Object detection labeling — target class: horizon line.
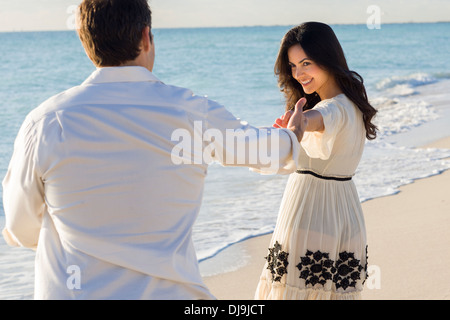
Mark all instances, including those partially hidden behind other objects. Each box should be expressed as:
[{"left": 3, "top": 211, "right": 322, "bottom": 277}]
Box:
[{"left": 1, "top": 20, "right": 449, "bottom": 33}]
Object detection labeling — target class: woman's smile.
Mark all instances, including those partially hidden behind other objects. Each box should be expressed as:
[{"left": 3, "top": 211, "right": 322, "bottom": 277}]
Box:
[{"left": 300, "top": 78, "right": 313, "bottom": 86}]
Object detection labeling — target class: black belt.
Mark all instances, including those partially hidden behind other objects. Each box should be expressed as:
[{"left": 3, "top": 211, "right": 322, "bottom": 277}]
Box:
[{"left": 296, "top": 170, "right": 352, "bottom": 181}]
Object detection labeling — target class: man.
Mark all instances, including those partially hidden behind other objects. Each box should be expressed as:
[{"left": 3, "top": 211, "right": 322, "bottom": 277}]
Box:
[{"left": 2, "top": 0, "right": 306, "bottom": 299}]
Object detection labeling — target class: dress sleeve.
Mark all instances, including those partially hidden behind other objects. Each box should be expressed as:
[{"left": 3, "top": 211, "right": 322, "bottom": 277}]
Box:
[{"left": 300, "top": 100, "right": 345, "bottom": 160}]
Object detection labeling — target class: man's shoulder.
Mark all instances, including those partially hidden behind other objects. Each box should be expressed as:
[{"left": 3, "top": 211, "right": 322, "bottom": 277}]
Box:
[
  {"left": 144, "top": 81, "right": 215, "bottom": 117},
  {"left": 24, "top": 79, "right": 222, "bottom": 128},
  {"left": 25, "top": 85, "right": 86, "bottom": 124},
  {"left": 153, "top": 81, "right": 208, "bottom": 104}
]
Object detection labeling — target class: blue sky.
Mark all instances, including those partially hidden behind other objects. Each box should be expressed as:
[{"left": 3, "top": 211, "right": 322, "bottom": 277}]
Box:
[{"left": 0, "top": 0, "right": 449, "bottom": 31}]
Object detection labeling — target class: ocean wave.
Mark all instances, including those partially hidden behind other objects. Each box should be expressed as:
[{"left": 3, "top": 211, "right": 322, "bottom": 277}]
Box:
[
  {"left": 370, "top": 73, "right": 449, "bottom": 138},
  {"left": 356, "top": 141, "right": 450, "bottom": 203},
  {"left": 374, "top": 72, "right": 445, "bottom": 98},
  {"left": 376, "top": 73, "right": 438, "bottom": 91},
  {"left": 371, "top": 98, "right": 439, "bottom": 137},
  {"left": 433, "top": 72, "right": 450, "bottom": 80}
]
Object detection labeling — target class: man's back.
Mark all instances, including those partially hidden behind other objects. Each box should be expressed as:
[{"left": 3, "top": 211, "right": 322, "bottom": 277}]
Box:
[{"left": 5, "top": 67, "right": 216, "bottom": 299}]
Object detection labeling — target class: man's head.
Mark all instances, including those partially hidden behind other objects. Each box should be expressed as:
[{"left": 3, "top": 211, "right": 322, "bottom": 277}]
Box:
[{"left": 77, "top": 0, "right": 155, "bottom": 71}]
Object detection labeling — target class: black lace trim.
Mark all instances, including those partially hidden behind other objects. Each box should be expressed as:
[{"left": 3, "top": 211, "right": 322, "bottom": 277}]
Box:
[
  {"left": 297, "top": 247, "right": 368, "bottom": 290},
  {"left": 297, "top": 250, "right": 335, "bottom": 287},
  {"left": 265, "top": 244, "right": 369, "bottom": 290},
  {"left": 265, "top": 241, "right": 289, "bottom": 282}
]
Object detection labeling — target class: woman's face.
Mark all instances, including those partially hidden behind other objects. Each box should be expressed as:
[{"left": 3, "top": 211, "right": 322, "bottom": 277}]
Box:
[{"left": 287, "top": 44, "right": 333, "bottom": 99}]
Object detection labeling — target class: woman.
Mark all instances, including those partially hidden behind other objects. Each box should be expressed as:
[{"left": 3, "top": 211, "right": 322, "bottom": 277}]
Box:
[{"left": 254, "top": 22, "right": 378, "bottom": 300}]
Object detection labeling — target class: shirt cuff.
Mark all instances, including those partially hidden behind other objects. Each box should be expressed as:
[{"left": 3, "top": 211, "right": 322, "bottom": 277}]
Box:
[
  {"left": 277, "top": 128, "right": 301, "bottom": 174},
  {"left": 2, "top": 228, "right": 20, "bottom": 247},
  {"left": 249, "top": 128, "right": 300, "bottom": 175}
]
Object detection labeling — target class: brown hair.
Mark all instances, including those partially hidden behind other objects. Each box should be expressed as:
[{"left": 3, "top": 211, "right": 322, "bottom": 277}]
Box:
[
  {"left": 275, "top": 22, "right": 378, "bottom": 140},
  {"left": 77, "top": 0, "right": 152, "bottom": 67}
]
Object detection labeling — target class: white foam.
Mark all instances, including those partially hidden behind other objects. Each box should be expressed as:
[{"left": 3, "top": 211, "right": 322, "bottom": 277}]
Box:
[
  {"left": 375, "top": 72, "right": 438, "bottom": 91},
  {"left": 372, "top": 98, "right": 440, "bottom": 138},
  {"left": 376, "top": 77, "right": 450, "bottom": 148},
  {"left": 356, "top": 140, "right": 450, "bottom": 203}
]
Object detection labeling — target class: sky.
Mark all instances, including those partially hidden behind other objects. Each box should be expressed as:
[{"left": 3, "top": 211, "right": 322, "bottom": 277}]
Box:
[{"left": 0, "top": 0, "right": 449, "bottom": 32}]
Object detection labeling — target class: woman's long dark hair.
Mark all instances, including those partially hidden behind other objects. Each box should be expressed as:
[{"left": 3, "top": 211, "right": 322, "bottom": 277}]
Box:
[{"left": 275, "top": 22, "right": 378, "bottom": 140}]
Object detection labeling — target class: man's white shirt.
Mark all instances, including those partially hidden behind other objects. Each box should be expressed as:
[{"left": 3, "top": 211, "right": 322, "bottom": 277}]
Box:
[{"left": 2, "top": 66, "right": 299, "bottom": 300}]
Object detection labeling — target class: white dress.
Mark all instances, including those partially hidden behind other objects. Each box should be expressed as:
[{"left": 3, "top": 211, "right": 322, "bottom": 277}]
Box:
[{"left": 255, "top": 94, "right": 369, "bottom": 300}]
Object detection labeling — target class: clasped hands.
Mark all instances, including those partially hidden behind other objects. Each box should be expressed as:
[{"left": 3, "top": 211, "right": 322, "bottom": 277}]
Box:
[{"left": 273, "top": 98, "right": 308, "bottom": 143}]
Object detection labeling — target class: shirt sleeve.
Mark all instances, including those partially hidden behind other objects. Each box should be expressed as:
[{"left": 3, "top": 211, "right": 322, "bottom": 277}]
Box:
[
  {"left": 203, "top": 99, "right": 300, "bottom": 175},
  {"left": 300, "top": 100, "right": 345, "bottom": 160},
  {"left": 2, "top": 118, "right": 45, "bottom": 249}
]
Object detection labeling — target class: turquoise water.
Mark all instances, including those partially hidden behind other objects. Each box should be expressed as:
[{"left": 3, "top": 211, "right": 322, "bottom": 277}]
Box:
[{"left": 1, "top": 24, "right": 450, "bottom": 294}]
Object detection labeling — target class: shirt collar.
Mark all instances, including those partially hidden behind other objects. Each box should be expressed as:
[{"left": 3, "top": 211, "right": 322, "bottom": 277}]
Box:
[{"left": 82, "top": 66, "right": 162, "bottom": 85}]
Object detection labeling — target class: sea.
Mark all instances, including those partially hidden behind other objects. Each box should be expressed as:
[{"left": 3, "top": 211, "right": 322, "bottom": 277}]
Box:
[{"left": 1, "top": 23, "right": 450, "bottom": 299}]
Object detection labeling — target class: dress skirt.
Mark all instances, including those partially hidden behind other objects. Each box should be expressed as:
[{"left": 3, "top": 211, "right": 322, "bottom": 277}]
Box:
[{"left": 254, "top": 172, "right": 368, "bottom": 300}]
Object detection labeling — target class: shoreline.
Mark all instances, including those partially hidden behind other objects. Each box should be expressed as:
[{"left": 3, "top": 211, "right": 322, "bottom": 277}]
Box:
[{"left": 202, "top": 136, "right": 450, "bottom": 300}]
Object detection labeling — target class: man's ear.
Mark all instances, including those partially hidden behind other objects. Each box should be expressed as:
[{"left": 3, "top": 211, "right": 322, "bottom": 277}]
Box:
[{"left": 141, "top": 26, "right": 151, "bottom": 52}]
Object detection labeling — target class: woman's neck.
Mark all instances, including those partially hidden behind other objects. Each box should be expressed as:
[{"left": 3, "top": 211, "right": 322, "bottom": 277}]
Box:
[{"left": 316, "top": 77, "right": 343, "bottom": 100}]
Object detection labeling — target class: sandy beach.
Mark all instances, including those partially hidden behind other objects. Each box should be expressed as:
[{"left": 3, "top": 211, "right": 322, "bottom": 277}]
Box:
[{"left": 203, "top": 136, "right": 450, "bottom": 300}]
